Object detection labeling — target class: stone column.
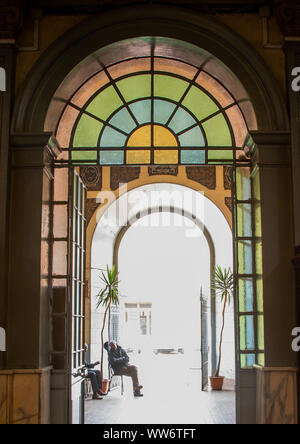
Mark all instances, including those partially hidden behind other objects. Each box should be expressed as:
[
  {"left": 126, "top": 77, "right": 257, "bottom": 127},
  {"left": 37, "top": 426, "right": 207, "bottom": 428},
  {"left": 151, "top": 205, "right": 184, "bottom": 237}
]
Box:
[
  {"left": 7, "top": 133, "right": 60, "bottom": 369},
  {"left": 276, "top": 0, "right": 300, "bottom": 423},
  {"left": 0, "top": 1, "right": 23, "bottom": 370},
  {"left": 248, "top": 131, "right": 297, "bottom": 424},
  {"left": 250, "top": 131, "right": 296, "bottom": 367}
]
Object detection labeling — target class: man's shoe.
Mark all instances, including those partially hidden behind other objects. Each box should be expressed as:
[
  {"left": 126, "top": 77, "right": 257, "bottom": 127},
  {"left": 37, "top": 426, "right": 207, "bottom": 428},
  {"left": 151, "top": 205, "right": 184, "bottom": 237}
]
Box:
[
  {"left": 92, "top": 394, "right": 103, "bottom": 400},
  {"left": 134, "top": 391, "right": 144, "bottom": 397},
  {"left": 98, "top": 391, "right": 107, "bottom": 396}
]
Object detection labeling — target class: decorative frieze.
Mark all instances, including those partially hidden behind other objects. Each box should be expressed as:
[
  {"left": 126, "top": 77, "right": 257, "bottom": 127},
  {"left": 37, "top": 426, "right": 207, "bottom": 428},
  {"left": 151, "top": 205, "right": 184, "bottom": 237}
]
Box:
[
  {"left": 110, "top": 166, "right": 140, "bottom": 191},
  {"left": 225, "top": 197, "right": 232, "bottom": 212},
  {"left": 148, "top": 166, "right": 178, "bottom": 176},
  {"left": 80, "top": 166, "right": 102, "bottom": 191},
  {"left": 86, "top": 198, "right": 101, "bottom": 225},
  {"left": 186, "top": 166, "right": 216, "bottom": 190},
  {"left": 223, "top": 166, "right": 232, "bottom": 190}
]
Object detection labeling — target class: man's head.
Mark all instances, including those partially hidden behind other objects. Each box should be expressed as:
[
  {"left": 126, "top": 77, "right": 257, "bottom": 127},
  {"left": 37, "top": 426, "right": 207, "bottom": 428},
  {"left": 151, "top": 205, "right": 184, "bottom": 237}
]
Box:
[
  {"left": 109, "top": 340, "right": 117, "bottom": 351},
  {"left": 84, "top": 344, "right": 88, "bottom": 352}
]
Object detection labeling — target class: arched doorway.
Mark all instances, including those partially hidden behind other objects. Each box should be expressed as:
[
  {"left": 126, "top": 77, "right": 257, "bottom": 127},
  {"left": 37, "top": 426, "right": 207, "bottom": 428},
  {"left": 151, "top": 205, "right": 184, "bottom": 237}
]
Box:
[
  {"left": 9, "top": 6, "right": 294, "bottom": 425},
  {"left": 88, "top": 183, "right": 235, "bottom": 424}
]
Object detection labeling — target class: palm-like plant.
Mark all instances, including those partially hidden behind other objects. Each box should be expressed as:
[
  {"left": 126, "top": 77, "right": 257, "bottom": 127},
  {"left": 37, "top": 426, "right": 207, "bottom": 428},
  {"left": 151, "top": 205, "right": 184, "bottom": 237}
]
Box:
[
  {"left": 96, "top": 265, "right": 120, "bottom": 386},
  {"left": 211, "top": 266, "right": 234, "bottom": 378}
]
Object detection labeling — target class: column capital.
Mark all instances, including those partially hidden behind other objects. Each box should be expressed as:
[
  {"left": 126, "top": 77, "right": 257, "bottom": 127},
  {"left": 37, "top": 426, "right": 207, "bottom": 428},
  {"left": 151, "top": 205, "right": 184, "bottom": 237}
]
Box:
[
  {"left": 10, "top": 132, "right": 62, "bottom": 168},
  {"left": 249, "top": 130, "right": 291, "bottom": 147},
  {"left": 247, "top": 131, "right": 291, "bottom": 167},
  {"left": 0, "top": 1, "right": 24, "bottom": 40},
  {"left": 275, "top": 0, "right": 300, "bottom": 39}
]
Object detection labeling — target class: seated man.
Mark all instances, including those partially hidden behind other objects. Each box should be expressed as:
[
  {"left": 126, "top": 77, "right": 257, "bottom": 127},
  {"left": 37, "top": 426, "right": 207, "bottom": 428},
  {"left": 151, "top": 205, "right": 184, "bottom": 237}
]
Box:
[
  {"left": 84, "top": 344, "right": 105, "bottom": 400},
  {"left": 104, "top": 341, "right": 143, "bottom": 397}
]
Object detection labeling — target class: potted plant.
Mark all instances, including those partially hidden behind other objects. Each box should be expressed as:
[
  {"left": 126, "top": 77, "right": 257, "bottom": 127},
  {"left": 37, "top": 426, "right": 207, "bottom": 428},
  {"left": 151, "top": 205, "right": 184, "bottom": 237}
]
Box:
[
  {"left": 210, "top": 266, "right": 234, "bottom": 391},
  {"left": 96, "top": 265, "right": 120, "bottom": 393}
]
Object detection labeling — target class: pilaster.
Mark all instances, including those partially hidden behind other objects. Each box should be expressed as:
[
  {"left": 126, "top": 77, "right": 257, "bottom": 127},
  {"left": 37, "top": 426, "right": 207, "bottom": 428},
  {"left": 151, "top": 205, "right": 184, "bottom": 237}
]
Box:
[
  {"left": 7, "top": 133, "right": 60, "bottom": 369},
  {"left": 0, "top": 0, "right": 24, "bottom": 370}
]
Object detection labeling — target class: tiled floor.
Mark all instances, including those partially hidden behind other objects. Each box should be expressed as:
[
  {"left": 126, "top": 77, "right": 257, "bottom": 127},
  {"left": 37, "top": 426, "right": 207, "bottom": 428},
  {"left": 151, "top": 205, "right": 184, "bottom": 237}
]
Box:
[{"left": 85, "top": 353, "right": 235, "bottom": 425}]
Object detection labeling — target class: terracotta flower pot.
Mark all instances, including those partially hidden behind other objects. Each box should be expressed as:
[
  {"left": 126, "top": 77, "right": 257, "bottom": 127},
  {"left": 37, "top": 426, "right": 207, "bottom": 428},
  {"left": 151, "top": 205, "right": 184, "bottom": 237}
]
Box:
[
  {"left": 101, "top": 379, "right": 110, "bottom": 394},
  {"left": 210, "top": 376, "right": 224, "bottom": 391}
]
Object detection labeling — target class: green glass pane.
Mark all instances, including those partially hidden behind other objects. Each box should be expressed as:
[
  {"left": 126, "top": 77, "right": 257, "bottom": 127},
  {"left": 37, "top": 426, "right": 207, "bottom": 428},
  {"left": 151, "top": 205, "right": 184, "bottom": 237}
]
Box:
[
  {"left": 257, "top": 354, "right": 265, "bottom": 366},
  {"left": 100, "top": 126, "right": 127, "bottom": 147},
  {"left": 238, "top": 278, "right": 253, "bottom": 312},
  {"left": 208, "top": 161, "right": 232, "bottom": 165},
  {"left": 208, "top": 150, "right": 233, "bottom": 160},
  {"left": 182, "top": 86, "right": 219, "bottom": 121},
  {"left": 74, "top": 174, "right": 78, "bottom": 202},
  {"left": 238, "top": 240, "right": 253, "bottom": 274},
  {"left": 240, "top": 315, "right": 255, "bottom": 350},
  {"left": 71, "top": 151, "right": 97, "bottom": 161},
  {"left": 202, "top": 114, "right": 232, "bottom": 147},
  {"left": 254, "top": 203, "right": 262, "bottom": 237},
  {"left": 181, "top": 150, "right": 205, "bottom": 164},
  {"left": 236, "top": 168, "right": 251, "bottom": 201},
  {"left": 86, "top": 86, "right": 122, "bottom": 121},
  {"left": 109, "top": 107, "right": 137, "bottom": 134},
  {"left": 73, "top": 115, "right": 103, "bottom": 148},
  {"left": 117, "top": 75, "right": 151, "bottom": 102},
  {"left": 154, "top": 99, "right": 176, "bottom": 125},
  {"left": 129, "top": 100, "right": 151, "bottom": 125},
  {"left": 237, "top": 204, "right": 252, "bottom": 237},
  {"left": 255, "top": 241, "right": 263, "bottom": 274},
  {"left": 100, "top": 151, "right": 124, "bottom": 165},
  {"left": 154, "top": 75, "right": 188, "bottom": 102},
  {"left": 169, "top": 107, "right": 197, "bottom": 133},
  {"left": 257, "top": 278, "right": 263, "bottom": 312},
  {"left": 240, "top": 354, "right": 255, "bottom": 369},
  {"left": 178, "top": 127, "right": 205, "bottom": 147},
  {"left": 252, "top": 167, "right": 261, "bottom": 200},
  {"left": 258, "top": 315, "right": 265, "bottom": 350}
]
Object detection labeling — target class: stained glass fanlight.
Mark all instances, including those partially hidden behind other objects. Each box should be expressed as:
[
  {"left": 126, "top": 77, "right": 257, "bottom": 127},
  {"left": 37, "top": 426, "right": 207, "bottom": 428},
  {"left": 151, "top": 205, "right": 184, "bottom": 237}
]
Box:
[{"left": 51, "top": 38, "right": 254, "bottom": 166}]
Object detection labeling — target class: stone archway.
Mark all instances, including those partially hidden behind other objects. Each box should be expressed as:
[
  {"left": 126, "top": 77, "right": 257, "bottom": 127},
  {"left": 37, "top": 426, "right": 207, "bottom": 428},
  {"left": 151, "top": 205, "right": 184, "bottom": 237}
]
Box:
[{"left": 7, "top": 5, "right": 296, "bottom": 425}]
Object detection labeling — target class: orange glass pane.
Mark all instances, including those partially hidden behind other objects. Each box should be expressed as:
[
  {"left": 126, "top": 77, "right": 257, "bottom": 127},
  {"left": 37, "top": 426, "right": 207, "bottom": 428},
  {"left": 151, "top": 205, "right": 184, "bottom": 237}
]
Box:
[
  {"left": 56, "top": 106, "right": 79, "bottom": 147},
  {"left": 154, "top": 58, "right": 198, "bottom": 80},
  {"left": 127, "top": 150, "right": 151, "bottom": 164},
  {"left": 154, "top": 125, "right": 178, "bottom": 147},
  {"left": 71, "top": 71, "right": 109, "bottom": 108},
  {"left": 127, "top": 125, "right": 151, "bottom": 147},
  {"left": 108, "top": 58, "right": 151, "bottom": 79},
  {"left": 196, "top": 72, "right": 234, "bottom": 108},
  {"left": 154, "top": 150, "right": 178, "bottom": 164},
  {"left": 226, "top": 105, "right": 248, "bottom": 147},
  {"left": 54, "top": 168, "right": 68, "bottom": 202}
]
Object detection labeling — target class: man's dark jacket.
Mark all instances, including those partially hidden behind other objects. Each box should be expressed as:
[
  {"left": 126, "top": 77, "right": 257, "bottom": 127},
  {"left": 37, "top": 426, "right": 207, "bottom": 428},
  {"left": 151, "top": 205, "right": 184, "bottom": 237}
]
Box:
[{"left": 104, "top": 342, "right": 129, "bottom": 373}]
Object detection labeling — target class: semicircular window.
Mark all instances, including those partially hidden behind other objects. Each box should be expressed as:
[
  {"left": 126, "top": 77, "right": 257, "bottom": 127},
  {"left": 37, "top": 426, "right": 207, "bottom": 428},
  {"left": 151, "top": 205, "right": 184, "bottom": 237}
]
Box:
[{"left": 56, "top": 56, "right": 249, "bottom": 166}]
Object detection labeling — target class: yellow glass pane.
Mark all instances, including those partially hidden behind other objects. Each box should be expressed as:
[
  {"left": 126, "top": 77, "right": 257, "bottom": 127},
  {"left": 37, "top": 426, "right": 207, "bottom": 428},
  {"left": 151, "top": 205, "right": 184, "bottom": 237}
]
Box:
[
  {"left": 127, "top": 125, "right": 151, "bottom": 147},
  {"left": 127, "top": 125, "right": 178, "bottom": 147},
  {"left": 154, "top": 126, "right": 178, "bottom": 147},
  {"left": 154, "top": 150, "right": 178, "bottom": 164},
  {"left": 127, "top": 150, "right": 151, "bottom": 164}
]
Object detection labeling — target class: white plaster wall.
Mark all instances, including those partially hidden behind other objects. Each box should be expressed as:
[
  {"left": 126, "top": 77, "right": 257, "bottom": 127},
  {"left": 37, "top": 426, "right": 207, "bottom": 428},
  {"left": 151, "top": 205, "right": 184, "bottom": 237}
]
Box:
[{"left": 91, "top": 183, "right": 235, "bottom": 381}]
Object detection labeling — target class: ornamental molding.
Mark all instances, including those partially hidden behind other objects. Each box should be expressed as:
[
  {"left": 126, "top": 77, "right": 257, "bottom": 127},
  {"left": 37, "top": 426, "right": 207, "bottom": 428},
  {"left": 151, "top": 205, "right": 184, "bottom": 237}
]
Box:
[
  {"left": 275, "top": 1, "right": 300, "bottom": 38},
  {"left": 0, "top": 1, "right": 24, "bottom": 39}
]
